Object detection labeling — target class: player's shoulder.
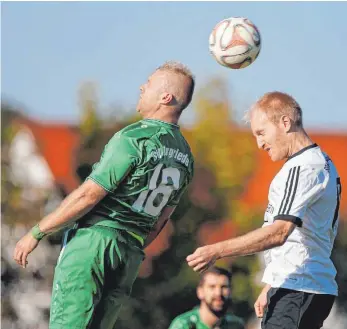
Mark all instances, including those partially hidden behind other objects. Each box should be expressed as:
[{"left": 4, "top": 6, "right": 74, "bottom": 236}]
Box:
[
  {"left": 169, "top": 308, "right": 199, "bottom": 328},
  {"left": 280, "top": 144, "right": 331, "bottom": 175},
  {"left": 275, "top": 145, "right": 334, "bottom": 188},
  {"left": 224, "top": 314, "right": 245, "bottom": 327},
  {"left": 106, "top": 121, "right": 162, "bottom": 152},
  {"left": 284, "top": 144, "right": 327, "bottom": 169},
  {"left": 117, "top": 120, "right": 162, "bottom": 140}
]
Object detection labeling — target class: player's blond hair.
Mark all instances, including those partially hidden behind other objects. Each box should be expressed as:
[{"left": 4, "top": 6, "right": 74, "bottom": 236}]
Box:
[
  {"left": 157, "top": 61, "right": 195, "bottom": 111},
  {"left": 245, "top": 91, "right": 303, "bottom": 127}
]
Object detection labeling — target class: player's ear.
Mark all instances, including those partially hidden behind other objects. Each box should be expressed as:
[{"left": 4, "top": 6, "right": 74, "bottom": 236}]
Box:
[
  {"left": 197, "top": 286, "right": 204, "bottom": 301},
  {"left": 280, "top": 115, "right": 292, "bottom": 132},
  {"left": 160, "top": 92, "right": 173, "bottom": 105}
]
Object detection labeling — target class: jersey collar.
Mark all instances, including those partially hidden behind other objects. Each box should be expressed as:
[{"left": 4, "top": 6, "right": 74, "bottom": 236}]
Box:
[
  {"left": 287, "top": 143, "right": 318, "bottom": 162},
  {"left": 143, "top": 119, "right": 180, "bottom": 129},
  {"left": 193, "top": 306, "right": 230, "bottom": 329}
]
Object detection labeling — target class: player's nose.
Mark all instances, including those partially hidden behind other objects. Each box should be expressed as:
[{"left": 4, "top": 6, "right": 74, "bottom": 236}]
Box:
[
  {"left": 214, "top": 287, "right": 223, "bottom": 296},
  {"left": 256, "top": 137, "right": 265, "bottom": 149}
]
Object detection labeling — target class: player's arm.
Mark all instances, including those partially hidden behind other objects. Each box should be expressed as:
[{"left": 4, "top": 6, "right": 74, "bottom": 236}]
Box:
[
  {"left": 13, "top": 180, "right": 107, "bottom": 268},
  {"left": 254, "top": 283, "right": 271, "bottom": 318},
  {"left": 38, "top": 180, "right": 107, "bottom": 234},
  {"left": 144, "top": 206, "right": 176, "bottom": 249},
  {"left": 187, "top": 220, "right": 296, "bottom": 272},
  {"left": 14, "top": 134, "right": 138, "bottom": 268},
  {"left": 187, "top": 165, "right": 325, "bottom": 273},
  {"left": 218, "top": 219, "right": 296, "bottom": 256}
]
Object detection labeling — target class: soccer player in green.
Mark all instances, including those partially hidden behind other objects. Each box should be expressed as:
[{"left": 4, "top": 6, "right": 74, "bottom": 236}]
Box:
[
  {"left": 14, "top": 61, "right": 195, "bottom": 329},
  {"left": 168, "top": 267, "right": 245, "bottom": 329}
]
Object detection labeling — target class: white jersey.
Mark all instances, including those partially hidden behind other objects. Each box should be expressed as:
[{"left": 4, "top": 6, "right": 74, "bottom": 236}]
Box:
[{"left": 262, "top": 144, "right": 341, "bottom": 295}]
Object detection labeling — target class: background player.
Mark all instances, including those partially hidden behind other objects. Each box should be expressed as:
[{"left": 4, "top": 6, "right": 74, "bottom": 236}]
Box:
[{"left": 169, "top": 266, "right": 245, "bottom": 329}]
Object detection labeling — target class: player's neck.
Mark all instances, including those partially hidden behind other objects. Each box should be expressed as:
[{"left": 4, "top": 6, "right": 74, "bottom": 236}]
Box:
[
  {"left": 145, "top": 110, "right": 180, "bottom": 125},
  {"left": 199, "top": 304, "right": 221, "bottom": 328},
  {"left": 287, "top": 130, "right": 314, "bottom": 158}
]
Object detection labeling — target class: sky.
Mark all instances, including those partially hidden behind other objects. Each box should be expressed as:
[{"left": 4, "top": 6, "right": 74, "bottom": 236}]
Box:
[{"left": 2, "top": 1, "right": 347, "bottom": 130}]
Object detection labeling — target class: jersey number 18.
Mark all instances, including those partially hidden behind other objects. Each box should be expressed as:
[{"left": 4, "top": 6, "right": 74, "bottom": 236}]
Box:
[{"left": 132, "top": 164, "right": 180, "bottom": 216}]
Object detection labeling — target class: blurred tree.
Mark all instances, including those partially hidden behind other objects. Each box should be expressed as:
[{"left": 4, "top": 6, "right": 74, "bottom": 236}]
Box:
[
  {"left": 1, "top": 104, "right": 50, "bottom": 329},
  {"left": 0, "top": 104, "right": 40, "bottom": 226},
  {"left": 78, "top": 81, "right": 102, "bottom": 148},
  {"left": 189, "top": 77, "right": 261, "bottom": 319},
  {"left": 76, "top": 81, "right": 110, "bottom": 177},
  {"left": 1, "top": 104, "right": 20, "bottom": 224}
]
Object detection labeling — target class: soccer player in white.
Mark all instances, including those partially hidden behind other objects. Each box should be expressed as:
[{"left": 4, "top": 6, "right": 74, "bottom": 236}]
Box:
[{"left": 186, "top": 92, "right": 342, "bottom": 329}]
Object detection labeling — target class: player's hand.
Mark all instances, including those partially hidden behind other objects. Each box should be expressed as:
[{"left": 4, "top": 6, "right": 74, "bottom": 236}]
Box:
[
  {"left": 14, "top": 232, "right": 40, "bottom": 268},
  {"left": 186, "top": 244, "right": 221, "bottom": 273},
  {"left": 254, "top": 288, "right": 269, "bottom": 318}
]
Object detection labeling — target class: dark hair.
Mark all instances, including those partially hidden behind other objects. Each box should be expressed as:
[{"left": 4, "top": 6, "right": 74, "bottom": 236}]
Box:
[{"left": 198, "top": 266, "right": 232, "bottom": 286}]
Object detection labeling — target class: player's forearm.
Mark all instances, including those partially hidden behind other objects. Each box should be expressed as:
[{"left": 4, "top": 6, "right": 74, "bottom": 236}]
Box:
[
  {"left": 144, "top": 218, "right": 169, "bottom": 248},
  {"left": 216, "top": 225, "right": 287, "bottom": 259},
  {"left": 38, "top": 186, "right": 99, "bottom": 234},
  {"left": 262, "top": 283, "right": 271, "bottom": 293},
  {"left": 143, "top": 231, "right": 159, "bottom": 249}
]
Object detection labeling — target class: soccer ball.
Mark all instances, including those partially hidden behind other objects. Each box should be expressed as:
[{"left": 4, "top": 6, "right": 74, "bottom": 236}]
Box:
[{"left": 209, "top": 17, "right": 261, "bottom": 69}]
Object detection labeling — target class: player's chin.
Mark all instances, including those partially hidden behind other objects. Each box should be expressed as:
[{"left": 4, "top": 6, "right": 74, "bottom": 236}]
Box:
[
  {"left": 272, "top": 153, "right": 287, "bottom": 162},
  {"left": 135, "top": 101, "right": 141, "bottom": 112},
  {"left": 270, "top": 152, "right": 280, "bottom": 162}
]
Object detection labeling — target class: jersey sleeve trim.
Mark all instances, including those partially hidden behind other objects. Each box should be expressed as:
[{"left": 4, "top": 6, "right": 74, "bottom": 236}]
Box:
[
  {"left": 278, "top": 166, "right": 301, "bottom": 215},
  {"left": 86, "top": 176, "right": 113, "bottom": 193},
  {"left": 274, "top": 214, "right": 302, "bottom": 227}
]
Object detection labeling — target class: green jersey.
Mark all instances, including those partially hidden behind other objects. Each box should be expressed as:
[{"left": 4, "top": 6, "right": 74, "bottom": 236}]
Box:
[
  {"left": 84, "top": 119, "right": 194, "bottom": 243},
  {"left": 168, "top": 307, "right": 245, "bottom": 329}
]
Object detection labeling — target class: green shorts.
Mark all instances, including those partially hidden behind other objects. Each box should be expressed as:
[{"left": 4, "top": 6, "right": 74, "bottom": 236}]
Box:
[{"left": 49, "top": 225, "right": 145, "bottom": 329}]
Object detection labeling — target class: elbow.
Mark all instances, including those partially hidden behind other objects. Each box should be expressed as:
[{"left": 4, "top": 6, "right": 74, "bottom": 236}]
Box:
[
  {"left": 276, "top": 235, "right": 287, "bottom": 247},
  {"left": 77, "top": 189, "right": 100, "bottom": 208},
  {"left": 79, "top": 180, "right": 108, "bottom": 206},
  {"left": 275, "top": 231, "right": 290, "bottom": 247},
  {"left": 85, "top": 192, "right": 102, "bottom": 207},
  {"left": 272, "top": 221, "right": 295, "bottom": 247}
]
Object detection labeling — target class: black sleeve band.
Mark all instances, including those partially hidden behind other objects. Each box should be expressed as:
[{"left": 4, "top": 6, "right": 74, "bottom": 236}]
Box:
[{"left": 274, "top": 214, "right": 303, "bottom": 227}]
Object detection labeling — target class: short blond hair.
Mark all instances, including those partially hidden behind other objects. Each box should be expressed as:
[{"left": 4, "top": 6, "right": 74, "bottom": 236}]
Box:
[
  {"left": 157, "top": 61, "right": 195, "bottom": 111},
  {"left": 245, "top": 91, "right": 303, "bottom": 127}
]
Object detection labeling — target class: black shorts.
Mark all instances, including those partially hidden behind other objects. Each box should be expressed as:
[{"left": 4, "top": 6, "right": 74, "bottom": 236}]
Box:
[{"left": 261, "top": 287, "right": 335, "bottom": 329}]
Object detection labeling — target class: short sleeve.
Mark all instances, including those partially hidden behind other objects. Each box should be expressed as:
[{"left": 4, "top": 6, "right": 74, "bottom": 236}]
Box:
[
  {"left": 274, "top": 165, "right": 326, "bottom": 227},
  {"left": 87, "top": 134, "right": 139, "bottom": 192}
]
